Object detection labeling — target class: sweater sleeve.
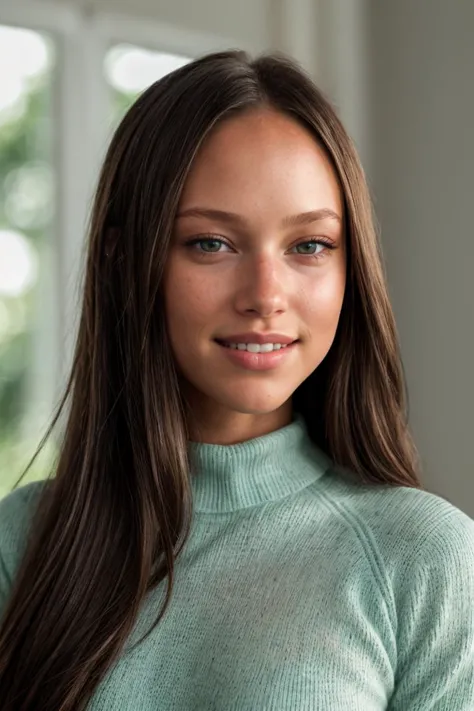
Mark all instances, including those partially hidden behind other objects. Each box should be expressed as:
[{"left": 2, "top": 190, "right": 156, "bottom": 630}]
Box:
[
  {"left": 0, "top": 482, "right": 44, "bottom": 617},
  {"left": 387, "top": 507, "right": 474, "bottom": 710}
]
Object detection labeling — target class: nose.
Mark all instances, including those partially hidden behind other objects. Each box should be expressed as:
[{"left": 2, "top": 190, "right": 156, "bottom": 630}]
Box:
[{"left": 234, "top": 254, "right": 288, "bottom": 318}]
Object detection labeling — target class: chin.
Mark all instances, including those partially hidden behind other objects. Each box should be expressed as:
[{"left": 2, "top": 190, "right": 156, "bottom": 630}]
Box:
[
  {"left": 181, "top": 377, "right": 296, "bottom": 419},
  {"left": 215, "top": 391, "right": 292, "bottom": 416}
]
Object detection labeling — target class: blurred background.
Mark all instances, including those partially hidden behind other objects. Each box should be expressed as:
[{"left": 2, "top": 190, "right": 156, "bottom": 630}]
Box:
[{"left": 0, "top": 0, "right": 472, "bottom": 515}]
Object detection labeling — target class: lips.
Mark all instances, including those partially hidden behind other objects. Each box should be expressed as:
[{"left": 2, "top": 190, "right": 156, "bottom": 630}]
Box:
[{"left": 215, "top": 337, "right": 299, "bottom": 371}]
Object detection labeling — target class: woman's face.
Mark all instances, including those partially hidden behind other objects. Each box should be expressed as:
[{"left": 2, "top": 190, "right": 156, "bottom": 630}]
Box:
[{"left": 163, "top": 108, "right": 345, "bottom": 439}]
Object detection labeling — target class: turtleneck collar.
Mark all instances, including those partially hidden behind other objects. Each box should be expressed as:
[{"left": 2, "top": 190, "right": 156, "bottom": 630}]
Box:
[{"left": 188, "top": 413, "right": 331, "bottom": 513}]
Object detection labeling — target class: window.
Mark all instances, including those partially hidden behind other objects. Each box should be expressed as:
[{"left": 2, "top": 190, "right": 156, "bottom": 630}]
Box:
[{"left": 0, "top": 10, "right": 195, "bottom": 499}]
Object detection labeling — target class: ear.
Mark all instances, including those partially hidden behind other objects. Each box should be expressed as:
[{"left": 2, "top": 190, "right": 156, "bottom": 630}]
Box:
[{"left": 104, "top": 227, "right": 120, "bottom": 258}]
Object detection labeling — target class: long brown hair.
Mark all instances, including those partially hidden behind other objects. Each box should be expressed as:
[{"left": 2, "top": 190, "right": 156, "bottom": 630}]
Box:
[{"left": 0, "top": 49, "right": 421, "bottom": 710}]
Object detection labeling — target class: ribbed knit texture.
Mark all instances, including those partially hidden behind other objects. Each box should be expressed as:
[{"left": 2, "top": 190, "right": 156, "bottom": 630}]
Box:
[{"left": 1, "top": 414, "right": 474, "bottom": 710}]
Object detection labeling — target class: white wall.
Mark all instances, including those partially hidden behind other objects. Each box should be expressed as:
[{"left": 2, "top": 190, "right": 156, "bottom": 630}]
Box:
[
  {"left": 368, "top": 1, "right": 474, "bottom": 516},
  {"left": 313, "top": 0, "right": 370, "bottom": 169}
]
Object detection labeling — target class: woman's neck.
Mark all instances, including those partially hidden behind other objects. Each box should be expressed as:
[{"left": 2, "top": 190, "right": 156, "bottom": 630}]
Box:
[{"left": 185, "top": 397, "right": 293, "bottom": 445}]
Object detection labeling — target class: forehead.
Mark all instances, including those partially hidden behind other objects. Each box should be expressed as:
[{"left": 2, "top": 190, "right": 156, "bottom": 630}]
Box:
[{"left": 178, "top": 108, "right": 342, "bottom": 218}]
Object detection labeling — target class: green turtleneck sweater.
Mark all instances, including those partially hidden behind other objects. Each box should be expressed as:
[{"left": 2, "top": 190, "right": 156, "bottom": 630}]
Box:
[{"left": 1, "top": 416, "right": 474, "bottom": 709}]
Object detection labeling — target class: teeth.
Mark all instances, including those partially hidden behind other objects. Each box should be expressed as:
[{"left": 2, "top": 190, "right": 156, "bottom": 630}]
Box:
[{"left": 225, "top": 342, "right": 289, "bottom": 352}]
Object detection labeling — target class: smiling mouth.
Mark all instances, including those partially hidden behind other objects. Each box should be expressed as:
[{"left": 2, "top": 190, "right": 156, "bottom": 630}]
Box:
[{"left": 214, "top": 339, "right": 299, "bottom": 352}]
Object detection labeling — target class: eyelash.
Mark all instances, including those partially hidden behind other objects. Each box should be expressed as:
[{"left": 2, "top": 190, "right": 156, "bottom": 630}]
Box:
[{"left": 183, "top": 236, "right": 337, "bottom": 259}]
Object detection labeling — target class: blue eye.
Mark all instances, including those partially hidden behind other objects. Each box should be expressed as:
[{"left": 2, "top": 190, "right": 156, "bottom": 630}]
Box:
[
  {"left": 186, "top": 238, "right": 230, "bottom": 253},
  {"left": 293, "top": 241, "right": 324, "bottom": 255}
]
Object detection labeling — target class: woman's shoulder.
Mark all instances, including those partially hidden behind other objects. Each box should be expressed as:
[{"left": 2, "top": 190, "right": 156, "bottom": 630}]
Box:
[
  {"left": 0, "top": 480, "right": 48, "bottom": 596},
  {"left": 0, "top": 479, "right": 46, "bottom": 524},
  {"left": 331, "top": 478, "right": 474, "bottom": 706},
  {"left": 323, "top": 469, "right": 474, "bottom": 577}
]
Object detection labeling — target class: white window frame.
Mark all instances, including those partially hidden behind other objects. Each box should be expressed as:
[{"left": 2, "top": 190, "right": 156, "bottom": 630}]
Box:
[{"left": 0, "top": 0, "right": 247, "bottom": 401}]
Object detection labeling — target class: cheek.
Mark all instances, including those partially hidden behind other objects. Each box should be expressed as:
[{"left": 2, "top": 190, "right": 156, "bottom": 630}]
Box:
[
  {"left": 302, "top": 269, "right": 346, "bottom": 336},
  {"left": 163, "top": 261, "right": 220, "bottom": 341}
]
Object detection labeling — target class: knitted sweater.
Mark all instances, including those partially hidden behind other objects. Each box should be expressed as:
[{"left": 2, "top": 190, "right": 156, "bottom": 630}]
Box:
[{"left": 1, "top": 415, "right": 474, "bottom": 710}]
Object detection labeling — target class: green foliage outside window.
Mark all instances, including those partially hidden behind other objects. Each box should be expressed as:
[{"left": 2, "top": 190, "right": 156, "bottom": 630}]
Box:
[{"left": 0, "top": 30, "right": 57, "bottom": 499}]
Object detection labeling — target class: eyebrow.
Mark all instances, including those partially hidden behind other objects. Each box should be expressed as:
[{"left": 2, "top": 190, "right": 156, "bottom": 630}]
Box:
[{"left": 175, "top": 207, "right": 342, "bottom": 227}]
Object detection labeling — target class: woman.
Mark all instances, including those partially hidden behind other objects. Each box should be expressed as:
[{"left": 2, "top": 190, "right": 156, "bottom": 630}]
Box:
[{"left": 0, "top": 50, "right": 473, "bottom": 711}]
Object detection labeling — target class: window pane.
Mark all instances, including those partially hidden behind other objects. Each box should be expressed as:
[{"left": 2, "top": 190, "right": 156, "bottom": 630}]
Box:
[
  {"left": 0, "top": 26, "right": 57, "bottom": 498},
  {"left": 104, "top": 44, "right": 191, "bottom": 125}
]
